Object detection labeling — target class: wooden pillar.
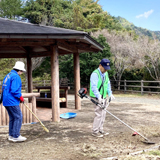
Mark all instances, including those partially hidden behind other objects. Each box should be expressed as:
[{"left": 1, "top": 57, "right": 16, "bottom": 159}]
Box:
[
  {"left": 74, "top": 52, "right": 81, "bottom": 110},
  {"left": 51, "top": 45, "right": 60, "bottom": 122},
  {"left": 32, "top": 96, "right": 36, "bottom": 122},
  {"left": 27, "top": 54, "right": 33, "bottom": 102},
  {"left": 27, "top": 55, "right": 33, "bottom": 89}
]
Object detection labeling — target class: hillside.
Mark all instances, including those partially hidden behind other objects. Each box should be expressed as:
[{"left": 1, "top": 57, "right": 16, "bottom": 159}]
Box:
[{"left": 116, "top": 16, "right": 160, "bottom": 40}]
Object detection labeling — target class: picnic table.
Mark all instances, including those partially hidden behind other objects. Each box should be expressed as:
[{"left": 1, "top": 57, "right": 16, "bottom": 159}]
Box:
[{"left": 35, "top": 86, "right": 70, "bottom": 108}]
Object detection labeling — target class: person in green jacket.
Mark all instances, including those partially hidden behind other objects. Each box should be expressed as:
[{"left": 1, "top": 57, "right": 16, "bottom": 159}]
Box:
[{"left": 90, "top": 58, "right": 115, "bottom": 138}]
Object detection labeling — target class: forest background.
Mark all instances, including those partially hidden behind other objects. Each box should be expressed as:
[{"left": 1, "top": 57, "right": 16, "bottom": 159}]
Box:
[{"left": 0, "top": 0, "right": 160, "bottom": 89}]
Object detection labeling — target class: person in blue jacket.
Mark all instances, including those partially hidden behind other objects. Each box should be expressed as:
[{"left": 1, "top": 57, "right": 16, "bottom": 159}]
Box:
[
  {"left": 90, "top": 59, "right": 115, "bottom": 138},
  {"left": 2, "top": 61, "right": 26, "bottom": 142}
]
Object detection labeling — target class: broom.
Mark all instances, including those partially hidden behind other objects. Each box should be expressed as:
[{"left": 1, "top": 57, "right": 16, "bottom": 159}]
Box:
[{"left": 23, "top": 103, "right": 49, "bottom": 132}]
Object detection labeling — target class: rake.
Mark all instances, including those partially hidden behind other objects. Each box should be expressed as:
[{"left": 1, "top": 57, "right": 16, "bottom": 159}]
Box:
[
  {"left": 78, "top": 88, "right": 155, "bottom": 144},
  {"left": 23, "top": 103, "right": 49, "bottom": 133}
]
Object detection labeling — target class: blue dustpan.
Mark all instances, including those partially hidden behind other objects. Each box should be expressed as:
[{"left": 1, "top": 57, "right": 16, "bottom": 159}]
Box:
[{"left": 60, "top": 112, "right": 77, "bottom": 119}]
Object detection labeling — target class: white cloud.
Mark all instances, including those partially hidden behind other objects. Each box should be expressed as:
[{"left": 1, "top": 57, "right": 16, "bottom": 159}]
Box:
[{"left": 136, "top": 9, "right": 154, "bottom": 18}]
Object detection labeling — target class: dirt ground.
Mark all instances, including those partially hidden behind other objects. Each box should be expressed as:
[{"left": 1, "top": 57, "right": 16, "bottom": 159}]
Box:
[{"left": 1, "top": 95, "right": 160, "bottom": 160}]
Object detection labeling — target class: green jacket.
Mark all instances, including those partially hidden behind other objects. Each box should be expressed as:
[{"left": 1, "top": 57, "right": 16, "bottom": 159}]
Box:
[{"left": 90, "top": 69, "right": 109, "bottom": 98}]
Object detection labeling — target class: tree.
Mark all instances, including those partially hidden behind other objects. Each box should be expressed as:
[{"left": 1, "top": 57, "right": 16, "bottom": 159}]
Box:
[
  {"left": 132, "top": 36, "right": 160, "bottom": 81},
  {"left": 72, "top": 0, "right": 106, "bottom": 31},
  {"left": 0, "top": 0, "right": 23, "bottom": 18},
  {"left": 92, "top": 29, "right": 138, "bottom": 89},
  {"left": 0, "top": 58, "right": 16, "bottom": 81},
  {"left": 23, "top": 0, "right": 122, "bottom": 32},
  {"left": 23, "top": 0, "right": 73, "bottom": 26}
]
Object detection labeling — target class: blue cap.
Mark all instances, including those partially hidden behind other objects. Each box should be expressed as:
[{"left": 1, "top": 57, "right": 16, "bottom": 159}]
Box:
[{"left": 100, "top": 59, "right": 110, "bottom": 70}]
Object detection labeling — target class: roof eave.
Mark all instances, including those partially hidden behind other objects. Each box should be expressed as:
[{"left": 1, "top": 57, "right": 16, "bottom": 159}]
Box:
[{"left": 0, "top": 33, "right": 104, "bottom": 51}]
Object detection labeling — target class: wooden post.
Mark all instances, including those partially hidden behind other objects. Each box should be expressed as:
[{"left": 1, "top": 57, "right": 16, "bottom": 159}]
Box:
[
  {"left": 2, "top": 105, "right": 6, "bottom": 125},
  {"left": 29, "top": 103, "right": 33, "bottom": 123},
  {"left": 21, "top": 103, "right": 25, "bottom": 123},
  {"left": 51, "top": 45, "right": 60, "bottom": 122},
  {"left": 32, "top": 96, "right": 37, "bottom": 122},
  {"left": 74, "top": 52, "right": 81, "bottom": 110},
  {"left": 27, "top": 54, "right": 33, "bottom": 103},
  {"left": 124, "top": 79, "right": 126, "bottom": 94},
  {"left": 141, "top": 80, "right": 144, "bottom": 95},
  {"left": 118, "top": 80, "right": 120, "bottom": 91},
  {"left": 5, "top": 109, "right": 9, "bottom": 125},
  {"left": 65, "top": 89, "right": 68, "bottom": 108},
  {"left": 22, "top": 103, "right": 26, "bottom": 123}
]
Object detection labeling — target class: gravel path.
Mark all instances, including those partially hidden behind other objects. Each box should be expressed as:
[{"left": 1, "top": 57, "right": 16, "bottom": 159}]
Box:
[{"left": 113, "top": 96, "right": 160, "bottom": 105}]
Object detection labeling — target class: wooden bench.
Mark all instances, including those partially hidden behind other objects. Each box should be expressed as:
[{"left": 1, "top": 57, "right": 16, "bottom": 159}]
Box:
[{"left": 35, "top": 86, "right": 70, "bottom": 108}]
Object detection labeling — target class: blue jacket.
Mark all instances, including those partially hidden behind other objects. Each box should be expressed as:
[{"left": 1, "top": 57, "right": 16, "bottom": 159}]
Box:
[{"left": 2, "top": 70, "right": 22, "bottom": 106}]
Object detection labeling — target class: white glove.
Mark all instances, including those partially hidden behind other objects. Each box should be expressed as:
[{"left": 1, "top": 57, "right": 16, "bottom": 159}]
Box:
[
  {"left": 98, "top": 97, "right": 105, "bottom": 109},
  {"left": 103, "top": 99, "right": 108, "bottom": 109},
  {"left": 109, "top": 94, "right": 115, "bottom": 101},
  {"left": 98, "top": 97, "right": 103, "bottom": 104}
]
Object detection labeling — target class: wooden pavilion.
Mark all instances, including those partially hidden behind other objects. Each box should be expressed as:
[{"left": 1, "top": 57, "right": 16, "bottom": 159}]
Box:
[{"left": 0, "top": 18, "right": 103, "bottom": 122}]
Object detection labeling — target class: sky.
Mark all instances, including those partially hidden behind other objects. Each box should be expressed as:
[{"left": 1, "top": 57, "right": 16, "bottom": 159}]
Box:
[{"left": 98, "top": 0, "right": 160, "bottom": 31}]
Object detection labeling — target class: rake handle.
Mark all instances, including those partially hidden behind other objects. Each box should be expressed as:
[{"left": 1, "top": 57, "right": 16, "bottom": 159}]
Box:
[{"left": 23, "top": 103, "right": 44, "bottom": 126}]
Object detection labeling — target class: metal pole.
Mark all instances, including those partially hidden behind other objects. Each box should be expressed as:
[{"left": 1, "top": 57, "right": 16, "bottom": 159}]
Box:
[{"left": 86, "top": 95, "right": 148, "bottom": 141}]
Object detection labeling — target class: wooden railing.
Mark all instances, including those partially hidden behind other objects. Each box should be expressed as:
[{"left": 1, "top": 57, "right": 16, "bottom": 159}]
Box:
[
  {"left": 0, "top": 79, "right": 73, "bottom": 91},
  {"left": 1, "top": 79, "right": 159, "bottom": 95},
  {"left": 0, "top": 93, "right": 40, "bottom": 126},
  {"left": 110, "top": 80, "right": 160, "bottom": 94}
]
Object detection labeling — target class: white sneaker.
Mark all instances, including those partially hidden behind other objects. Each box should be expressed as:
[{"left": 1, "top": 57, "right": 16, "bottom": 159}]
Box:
[
  {"left": 99, "top": 131, "right": 109, "bottom": 136},
  {"left": 8, "top": 136, "right": 13, "bottom": 141},
  {"left": 92, "top": 132, "right": 103, "bottom": 138},
  {"left": 10, "top": 135, "right": 27, "bottom": 142}
]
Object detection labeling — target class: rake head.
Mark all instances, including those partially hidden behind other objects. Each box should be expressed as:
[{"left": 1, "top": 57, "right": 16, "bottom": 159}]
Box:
[{"left": 132, "top": 132, "right": 139, "bottom": 136}]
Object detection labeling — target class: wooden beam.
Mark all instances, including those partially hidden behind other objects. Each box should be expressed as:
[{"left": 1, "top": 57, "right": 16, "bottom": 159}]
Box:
[
  {"left": 22, "top": 93, "right": 40, "bottom": 98},
  {"left": 51, "top": 44, "right": 60, "bottom": 122},
  {"left": 0, "top": 53, "right": 27, "bottom": 58},
  {"left": 58, "top": 48, "right": 72, "bottom": 55},
  {"left": 0, "top": 43, "right": 52, "bottom": 46},
  {"left": 57, "top": 40, "right": 77, "bottom": 53},
  {"left": 74, "top": 52, "right": 81, "bottom": 110},
  {"left": 29, "top": 51, "right": 51, "bottom": 57},
  {"left": 0, "top": 41, "right": 55, "bottom": 46},
  {"left": 76, "top": 44, "right": 99, "bottom": 52},
  {"left": 0, "top": 38, "right": 7, "bottom": 42},
  {"left": 19, "top": 46, "right": 27, "bottom": 53},
  {"left": 0, "top": 50, "right": 72, "bottom": 58}
]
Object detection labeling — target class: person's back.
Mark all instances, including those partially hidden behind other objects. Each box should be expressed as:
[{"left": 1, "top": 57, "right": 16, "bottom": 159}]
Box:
[
  {"left": 3, "top": 70, "right": 22, "bottom": 106},
  {"left": 2, "top": 61, "right": 27, "bottom": 142}
]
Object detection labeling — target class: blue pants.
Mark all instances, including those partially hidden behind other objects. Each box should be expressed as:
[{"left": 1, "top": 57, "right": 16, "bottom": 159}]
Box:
[{"left": 5, "top": 106, "right": 23, "bottom": 138}]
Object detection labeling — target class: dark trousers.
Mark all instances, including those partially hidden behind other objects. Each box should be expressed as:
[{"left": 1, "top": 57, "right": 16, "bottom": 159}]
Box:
[{"left": 5, "top": 105, "right": 23, "bottom": 138}]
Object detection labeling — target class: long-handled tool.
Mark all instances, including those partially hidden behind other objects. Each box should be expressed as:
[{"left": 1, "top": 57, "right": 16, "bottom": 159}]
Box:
[
  {"left": 23, "top": 103, "right": 49, "bottom": 132},
  {"left": 78, "top": 88, "right": 155, "bottom": 144}
]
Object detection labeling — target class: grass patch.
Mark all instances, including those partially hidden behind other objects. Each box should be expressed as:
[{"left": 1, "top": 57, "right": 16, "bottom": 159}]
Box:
[{"left": 147, "top": 150, "right": 160, "bottom": 156}]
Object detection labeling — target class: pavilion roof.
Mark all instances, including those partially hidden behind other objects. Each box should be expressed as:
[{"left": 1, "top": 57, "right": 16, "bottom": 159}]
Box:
[{"left": 0, "top": 18, "right": 103, "bottom": 58}]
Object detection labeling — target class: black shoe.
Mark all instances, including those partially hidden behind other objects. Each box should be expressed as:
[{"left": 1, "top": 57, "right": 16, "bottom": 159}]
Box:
[
  {"left": 99, "top": 131, "right": 109, "bottom": 136},
  {"left": 92, "top": 132, "right": 103, "bottom": 138}
]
